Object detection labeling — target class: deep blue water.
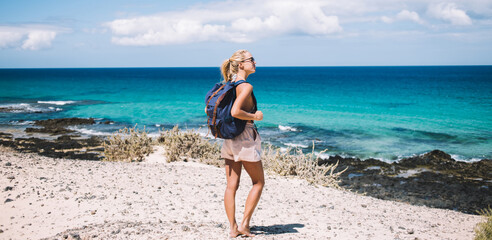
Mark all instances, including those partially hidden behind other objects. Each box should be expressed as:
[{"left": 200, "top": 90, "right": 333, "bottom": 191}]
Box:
[{"left": 1, "top": 66, "right": 491, "bottom": 162}]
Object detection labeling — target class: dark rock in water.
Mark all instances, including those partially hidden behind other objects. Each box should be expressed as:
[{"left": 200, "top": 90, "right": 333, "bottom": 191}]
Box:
[
  {"left": 34, "top": 118, "right": 95, "bottom": 127},
  {"left": 397, "top": 150, "right": 457, "bottom": 170},
  {"left": 23, "top": 118, "right": 95, "bottom": 136},
  {"left": 25, "top": 127, "right": 75, "bottom": 135},
  {"left": 318, "top": 150, "right": 492, "bottom": 214}
]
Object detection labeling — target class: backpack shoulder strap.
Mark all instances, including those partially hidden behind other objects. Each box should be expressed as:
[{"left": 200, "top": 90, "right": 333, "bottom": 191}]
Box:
[{"left": 233, "top": 80, "right": 247, "bottom": 86}]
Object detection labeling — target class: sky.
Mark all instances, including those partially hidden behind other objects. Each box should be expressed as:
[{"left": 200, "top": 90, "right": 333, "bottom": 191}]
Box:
[{"left": 1, "top": 0, "right": 491, "bottom": 68}]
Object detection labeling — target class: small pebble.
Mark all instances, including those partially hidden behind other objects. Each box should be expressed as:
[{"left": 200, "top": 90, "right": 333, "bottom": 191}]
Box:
[
  {"left": 4, "top": 198, "right": 13, "bottom": 203},
  {"left": 181, "top": 225, "right": 190, "bottom": 231},
  {"left": 5, "top": 162, "right": 11, "bottom": 166}
]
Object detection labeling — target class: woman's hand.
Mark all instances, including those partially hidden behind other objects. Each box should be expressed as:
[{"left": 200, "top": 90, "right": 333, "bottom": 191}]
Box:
[{"left": 254, "top": 111, "right": 263, "bottom": 121}]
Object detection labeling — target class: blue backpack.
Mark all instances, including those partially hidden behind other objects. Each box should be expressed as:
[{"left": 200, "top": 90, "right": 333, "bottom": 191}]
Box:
[{"left": 205, "top": 80, "right": 256, "bottom": 139}]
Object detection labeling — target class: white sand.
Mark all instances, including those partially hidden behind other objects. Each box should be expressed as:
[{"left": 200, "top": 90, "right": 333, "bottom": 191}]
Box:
[{"left": 0, "top": 147, "right": 483, "bottom": 239}]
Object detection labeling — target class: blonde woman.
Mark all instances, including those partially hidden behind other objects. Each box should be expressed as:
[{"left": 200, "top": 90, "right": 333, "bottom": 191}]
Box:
[{"left": 220, "top": 50, "right": 264, "bottom": 238}]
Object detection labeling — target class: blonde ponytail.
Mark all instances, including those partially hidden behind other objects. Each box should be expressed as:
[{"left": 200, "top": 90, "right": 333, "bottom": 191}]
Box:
[{"left": 220, "top": 49, "right": 248, "bottom": 82}]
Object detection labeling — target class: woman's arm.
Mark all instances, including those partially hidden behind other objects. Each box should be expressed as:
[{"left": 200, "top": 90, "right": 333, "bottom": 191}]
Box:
[{"left": 231, "top": 83, "right": 263, "bottom": 121}]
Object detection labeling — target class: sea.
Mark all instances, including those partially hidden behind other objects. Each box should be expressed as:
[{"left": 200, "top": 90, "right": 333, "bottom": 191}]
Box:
[{"left": 1, "top": 66, "right": 491, "bottom": 162}]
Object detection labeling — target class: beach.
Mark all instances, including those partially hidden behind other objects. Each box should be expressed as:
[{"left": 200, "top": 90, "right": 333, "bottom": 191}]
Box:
[{"left": 0, "top": 146, "right": 483, "bottom": 239}]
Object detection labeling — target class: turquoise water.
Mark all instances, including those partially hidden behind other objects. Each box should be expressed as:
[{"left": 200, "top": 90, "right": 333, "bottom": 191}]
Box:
[{"left": 1, "top": 67, "right": 491, "bottom": 161}]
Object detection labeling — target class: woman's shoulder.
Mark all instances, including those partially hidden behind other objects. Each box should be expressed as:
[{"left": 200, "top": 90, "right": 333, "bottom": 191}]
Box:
[{"left": 236, "top": 81, "right": 253, "bottom": 90}]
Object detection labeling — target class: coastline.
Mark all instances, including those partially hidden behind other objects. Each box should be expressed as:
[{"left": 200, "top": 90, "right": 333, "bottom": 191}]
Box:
[
  {"left": 0, "top": 148, "right": 482, "bottom": 239},
  {"left": 0, "top": 117, "right": 491, "bottom": 215}
]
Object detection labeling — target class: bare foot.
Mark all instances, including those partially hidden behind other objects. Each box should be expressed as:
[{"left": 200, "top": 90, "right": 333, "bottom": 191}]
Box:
[
  {"left": 229, "top": 225, "right": 240, "bottom": 238},
  {"left": 238, "top": 226, "right": 255, "bottom": 237}
]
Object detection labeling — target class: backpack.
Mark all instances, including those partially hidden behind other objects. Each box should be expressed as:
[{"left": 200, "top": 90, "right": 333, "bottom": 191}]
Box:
[{"left": 205, "top": 80, "right": 255, "bottom": 139}]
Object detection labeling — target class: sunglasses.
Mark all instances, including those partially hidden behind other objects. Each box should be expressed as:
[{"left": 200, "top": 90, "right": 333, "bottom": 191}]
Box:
[{"left": 242, "top": 57, "right": 255, "bottom": 63}]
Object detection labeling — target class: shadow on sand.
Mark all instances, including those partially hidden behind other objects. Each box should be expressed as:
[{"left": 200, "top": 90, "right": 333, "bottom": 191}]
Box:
[{"left": 251, "top": 223, "right": 304, "bottom": 235}]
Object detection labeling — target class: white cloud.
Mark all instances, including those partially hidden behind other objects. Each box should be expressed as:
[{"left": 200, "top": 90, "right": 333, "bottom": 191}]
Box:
[
  {"left": 105, "top": 0, "right": 489, "bottom": 46},
  {"left": 381, "top": 10, "right": 423, "bottom": 24},
  {"left": 0, "top": 25, "right": 62, "bottom": 50},
  {"left": 428, "top": 3, "right": 472, "bottom": 25},
  {"left": 105, "top": 0, "right": 342, "bottom": 46}
]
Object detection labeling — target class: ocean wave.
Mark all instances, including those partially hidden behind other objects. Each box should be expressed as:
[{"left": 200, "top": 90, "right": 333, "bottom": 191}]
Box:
[
  {"left": 9, "top": 120, "right": 35, "bottom": 125},
  {"left": 450, "top": 154, "right": 484, "bottom": 162},
  {"left": 278, "top": 125, "right": 298, "bottom": 132},
  {"left": 284, "top": 142, "right": 309, "bottom": 148},
  {"left": 37, "top": 100, "right": 77, "bottom": 105},
  {"left": 68, "top": 127, "right": 108, "bottom": 136},
  {"left": 0, "top": 103, "right": 49, "bottom": 113}
]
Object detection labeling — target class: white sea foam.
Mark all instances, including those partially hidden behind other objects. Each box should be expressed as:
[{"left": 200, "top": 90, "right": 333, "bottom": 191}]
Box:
[
  {"left": 47, "top": 107, "right": 63, "bottom": 111},
  {"left": 37, "top": 100, "right": 77, "bottom": 105},
  {"left": 0, "top": 103, "right": 46, "bottom": 113},
  {"left": 284, "top": 142, "right": 309, "bottom": 148},
  {"left": 450, "top": 154, "right": 483, "bottom": 162},
  {"left": 278, "top": 125, "right": 298, "bottom": 132},
  {"left": 9, "top": 120, "right": 35, "bottom": 125},
  {"left": 69, "top": 127, "right": 108, "bottom": 136}
]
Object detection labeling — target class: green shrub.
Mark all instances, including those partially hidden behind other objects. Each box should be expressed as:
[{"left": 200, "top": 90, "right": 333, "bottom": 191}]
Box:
[
  {"left": 103, "top": 125, "right": 154, "bottom": 162},
  {"left": 475, "top": 207, "right": 492, "bottom": 240},
  {"left": 158, "top": 126, "right": 221, "bottom": 166},
  {"left": 262, "top": 144, "right": 347, "bottom": 188}
]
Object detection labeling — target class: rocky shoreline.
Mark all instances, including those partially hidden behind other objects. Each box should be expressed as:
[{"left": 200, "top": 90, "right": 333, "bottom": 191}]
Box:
[
  {"left": 319, "top": 151, "right": 491, "bottom": 214},
  {"left": 1, "top": 118, "right": 490, "bottom": 215}
]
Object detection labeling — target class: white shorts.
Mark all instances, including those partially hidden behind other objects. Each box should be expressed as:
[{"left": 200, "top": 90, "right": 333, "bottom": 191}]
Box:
[{"left": 221, "top": 123, "right": 261, "bottom": 162}]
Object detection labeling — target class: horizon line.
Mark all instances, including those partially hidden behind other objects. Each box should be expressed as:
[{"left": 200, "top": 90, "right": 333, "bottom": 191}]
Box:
[{"left": 1, "top": 64, "right": 492, "bottom": 69}]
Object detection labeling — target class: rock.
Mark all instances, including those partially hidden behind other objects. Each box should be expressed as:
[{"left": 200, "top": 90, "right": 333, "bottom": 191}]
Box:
[
  {"left": 34, "top": 118, "right": 96, "bottom": 127},
  {"left": 4, "top": 186, "right": 13, "bottom": 191},
  {"left": 4, "top": 198, "right": 13, "bottom": 203},
  {"left": 7, "top": 176, "right": 15, "bottom": 180},
  {"left": 181, "top": 225, "right": 190, "bottom": 231},
  {"left": 215, "top": 223, "right": 224, "bottom": 229},
  {"left": 397, "top": 150, "right": 456, "bottom": 170},
  {"left": 5, "top": 162, "right": 11, "bottom": 166},
  {"left": 70, "top": 233, "right": 81, "bottom": 240},
  {"left": 407, "top": 228, "right": 415, "bottom": 234}
]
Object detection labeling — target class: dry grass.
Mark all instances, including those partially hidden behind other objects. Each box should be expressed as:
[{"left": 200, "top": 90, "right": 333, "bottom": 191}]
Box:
[
  {"left": 158, "top": 126, "right": 346, "bottom": 187},
  {"left": 103, "top": 125, "right": 154, "bottom": 162},
  {"left": 157, "top": 126, "right": 221, "bottom": 166},
  {"left": 475, "top": 207, "right": 492, "bottom": 240},
  {"left": 262, "top": 143, "right": 347, "bottom": 188}
]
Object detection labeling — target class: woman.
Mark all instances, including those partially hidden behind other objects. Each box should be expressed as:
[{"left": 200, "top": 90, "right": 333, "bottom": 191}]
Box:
[{"left": 220, "top": 50, "right": 264, "bottom": 238}]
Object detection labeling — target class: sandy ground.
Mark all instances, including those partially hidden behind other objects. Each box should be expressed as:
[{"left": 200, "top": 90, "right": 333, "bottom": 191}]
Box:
[{"left": 0, "top": 146, "right": 483, "bottom": 240}]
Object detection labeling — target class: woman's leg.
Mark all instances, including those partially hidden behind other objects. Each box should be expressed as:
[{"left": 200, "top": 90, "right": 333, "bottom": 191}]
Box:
[
  {"left": 224, "top": 159, "right": 242, "bottom": 237},
  {"left": 238, "top": 161, "right": 265, "bottom": 237}
]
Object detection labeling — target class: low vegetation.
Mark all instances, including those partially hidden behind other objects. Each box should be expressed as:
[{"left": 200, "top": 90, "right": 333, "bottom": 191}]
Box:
[
  {"left": 103, "top": 125, "right": 153, "bottom": 162},
  {"left": 157, "top": 126, "right": 221, "bottom": 166},
  {"left": 262, "top": 144, "right": 347, "bottom": 188},
  {"left": 475, "top": 207, "right": 492, "bottom": 240},
  {"left": 102, "top": 124, "right": 345, "bottom": 188}
]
